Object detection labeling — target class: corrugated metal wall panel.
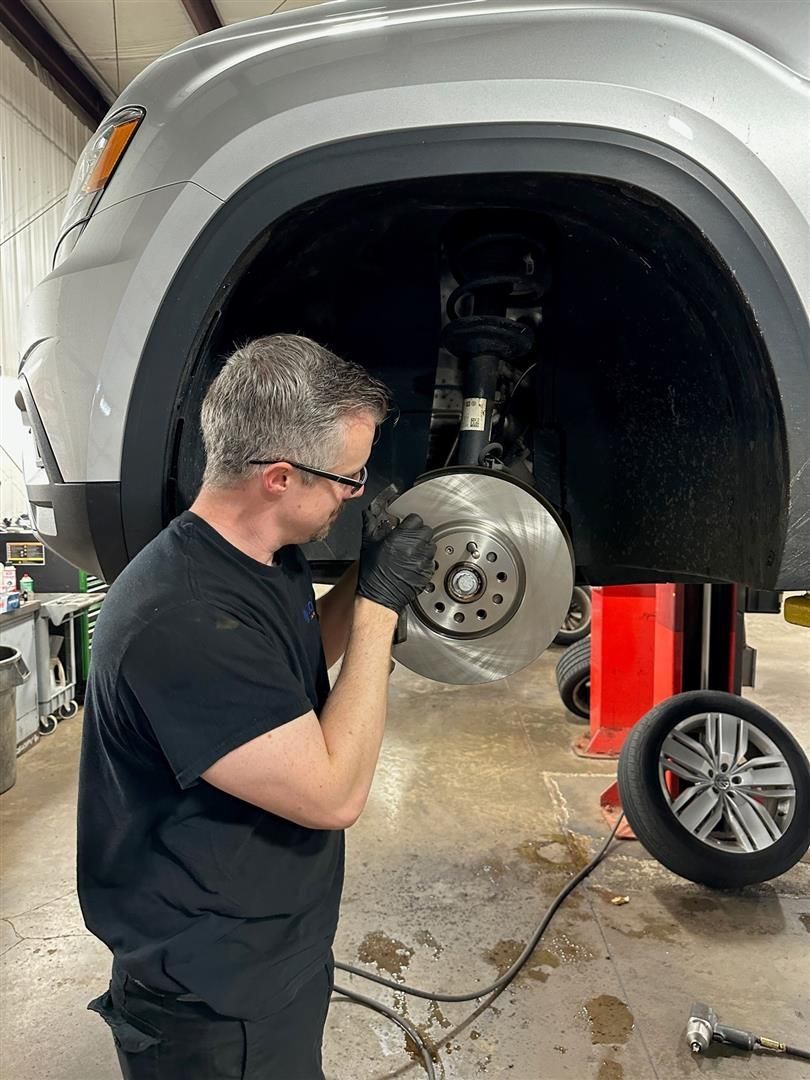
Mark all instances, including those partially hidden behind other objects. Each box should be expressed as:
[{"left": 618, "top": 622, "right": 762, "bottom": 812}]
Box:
[{"left": 0, "top": 38, "right": 91, "bottom": 517}]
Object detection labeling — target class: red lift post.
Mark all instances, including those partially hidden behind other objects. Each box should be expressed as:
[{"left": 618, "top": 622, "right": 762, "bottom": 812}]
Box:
[{"left": 576, "top": 583, "right": 741, "bottom": 832}]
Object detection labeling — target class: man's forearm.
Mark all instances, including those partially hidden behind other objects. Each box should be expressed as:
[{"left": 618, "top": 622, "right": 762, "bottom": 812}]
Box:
[
  {"left": 319, "top": 598, "right": 397, "bottom": 823},
  {"left": 317, "top": 563, "right": 359, "bottom": 668}
]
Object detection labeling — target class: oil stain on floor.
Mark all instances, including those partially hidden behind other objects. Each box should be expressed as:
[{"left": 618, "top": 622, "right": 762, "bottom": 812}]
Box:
[
  {"left": 598, "top": 1059, "right": 625, "bottom": 1080},
  {"left": 415, "top": 929, "right": 444, "bottom": 958},
  {"left": 403, "top": 1026, "right": 442, "bottom": 1069},
  {"left": 482, "top": 939, "right": 562, "bottom": 983},
  {"left": 515, "top": 832, "right": 591, "bottom": 874},
  {"left": 396, "top": 994, "right": 457, "bottom": 1074},
  {"left": 584, "top": 995, "right": 635, "bottom": 1045},
  {"left": 357, "top": 931, "right": 414, "bottom": 978}
]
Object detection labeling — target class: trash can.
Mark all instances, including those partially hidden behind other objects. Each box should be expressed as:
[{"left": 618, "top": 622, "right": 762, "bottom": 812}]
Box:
[{"left": 0, "top": 645, "right": 30, "bottom": 794}]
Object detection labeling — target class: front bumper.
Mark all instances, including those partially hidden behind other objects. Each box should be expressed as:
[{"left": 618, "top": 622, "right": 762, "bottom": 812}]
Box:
[
  {"left": 17, "top": 381, "right": 126, "bottom": 580},
  {"left": 25, "top": 480, "right": 124, "bottom": 581}
]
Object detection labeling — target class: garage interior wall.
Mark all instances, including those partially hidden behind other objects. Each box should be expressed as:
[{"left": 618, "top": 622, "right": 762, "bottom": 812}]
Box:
[{"left": 0, "top": 36, "right": 90, "bottom": 519}]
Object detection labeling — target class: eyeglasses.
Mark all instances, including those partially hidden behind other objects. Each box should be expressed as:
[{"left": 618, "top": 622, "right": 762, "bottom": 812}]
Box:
[{"left": 248, "top": 459, "right": 368, "bottom": 494}]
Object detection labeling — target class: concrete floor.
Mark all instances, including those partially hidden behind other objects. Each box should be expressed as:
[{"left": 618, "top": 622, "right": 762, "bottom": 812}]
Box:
[{"left": 1, "top": 612, "right": 808, "bottom": 1080}]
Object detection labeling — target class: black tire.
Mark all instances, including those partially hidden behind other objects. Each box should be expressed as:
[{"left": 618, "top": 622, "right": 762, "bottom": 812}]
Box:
[
  {"left": 618, "top": 691, "right": 810, "bottom": 889},
  {"left": 555, "top": 636, "right": 591, "bottom": 719},
  {"left": 554, "top": 586, "right": 592, "bottom": 646}
]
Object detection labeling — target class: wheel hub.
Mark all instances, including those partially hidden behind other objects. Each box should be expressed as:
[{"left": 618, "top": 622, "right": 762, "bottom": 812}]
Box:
[
  {"left": 446, "top": 565, "right": 483, "bottom": 601},
  {"left": 419, "top": 524, "right": 522, "bottom": 636},
  {"left": 389, "top": 467, "right": 574, "bottom": 684}
]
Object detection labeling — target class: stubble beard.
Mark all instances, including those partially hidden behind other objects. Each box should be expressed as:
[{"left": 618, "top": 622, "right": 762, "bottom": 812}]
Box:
[{"left": 310, "top": 506, "right": 343, "bottom": 543}]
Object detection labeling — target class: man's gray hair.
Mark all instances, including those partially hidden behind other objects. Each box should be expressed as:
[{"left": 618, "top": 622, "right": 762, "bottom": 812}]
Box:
[{"left": 201, "top": 334, "right": 392, "bottom": 488}]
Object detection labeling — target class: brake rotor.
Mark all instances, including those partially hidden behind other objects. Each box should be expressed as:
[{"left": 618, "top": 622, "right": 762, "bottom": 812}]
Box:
[{"left": 390, "top": 468, "right": 574, "bottom": 684}]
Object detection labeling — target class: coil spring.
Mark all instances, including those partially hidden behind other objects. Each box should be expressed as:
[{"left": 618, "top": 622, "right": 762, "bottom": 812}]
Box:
[{"left": 445, "top": 231, "right": 549, "bottom": 325}]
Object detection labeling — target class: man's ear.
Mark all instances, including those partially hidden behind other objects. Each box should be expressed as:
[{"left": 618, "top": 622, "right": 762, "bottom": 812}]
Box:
[{"left": 260, "top": 462, "right": 293, "bottom": 495}]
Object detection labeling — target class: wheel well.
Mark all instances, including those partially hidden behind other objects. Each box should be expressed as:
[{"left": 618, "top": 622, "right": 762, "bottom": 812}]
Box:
[{"left": 121, "top": 126, "right": 797, "bottom": 587}]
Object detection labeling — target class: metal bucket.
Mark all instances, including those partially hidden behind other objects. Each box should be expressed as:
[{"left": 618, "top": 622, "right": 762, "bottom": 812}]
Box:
[{"left": 0, "top": 645, "right": 31, "bottom": 794}]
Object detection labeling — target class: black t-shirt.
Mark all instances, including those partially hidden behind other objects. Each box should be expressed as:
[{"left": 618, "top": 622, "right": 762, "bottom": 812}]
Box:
[{"left": 77, "top": 511, "right": 342, "bottom": 1020}]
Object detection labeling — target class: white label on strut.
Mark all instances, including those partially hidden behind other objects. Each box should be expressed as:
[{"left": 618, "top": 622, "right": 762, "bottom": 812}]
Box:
[{"left": 461, "top": 397, "right": 488, "bottom": 432}]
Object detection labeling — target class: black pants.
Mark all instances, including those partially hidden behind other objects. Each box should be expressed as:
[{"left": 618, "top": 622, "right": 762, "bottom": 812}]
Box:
[{"left": 89, "top": 959, "right": 333, "bottom": 1079}]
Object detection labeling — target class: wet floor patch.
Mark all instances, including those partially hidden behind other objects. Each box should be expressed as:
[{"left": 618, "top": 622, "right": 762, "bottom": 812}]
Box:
[
  {"left": 357, "top": 931, "right": 414, "bottom": 978},
  {"left": 390, "top": 992, "right": 444, "bottom": 1072},
  {"left": 524, "top": 947, "right": 561, "bottom": 983},
  {"left": 425, "top": 1000, "right": 452, "bottom": 1031},
  {"left": 675, "top": 894, "right": 721, "bottom": 915},
  {"left": 583, "top": 995, "right": 634, "bottom": 1045},
  {"left": 476, "top": 856, "right": 509, "bottom": 881},
  {"left": 549, "top": 930, "right": 595, "bottom": 964},
  {"left": 393, "top": 987, "right": 454, "bottom": 1072},
  {"left": 608, "top": 915, "right": 680, "bottom": 945},
  {"left": 598, "top": 1059, "right": 624, "bottom": 1080},
  {"left": 403, "top": 1027, "right": 442, "bottom": 1068},
  {"left": 514, "top": 832, "right": 591, "bottom": 874},
  {"left": 482, "top": 939, "right": 562, "bottom": 983},
  {"left": 482, "top": 937, "right": 526, "bottom": 977},
  {"left": 415, "top": 929, "right": 444, "bottom": 958}
]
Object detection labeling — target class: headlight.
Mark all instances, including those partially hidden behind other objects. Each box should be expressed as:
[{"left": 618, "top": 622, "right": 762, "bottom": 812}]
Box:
[{"left": 54, "top": 105, "right": 145, "bottom": 266}]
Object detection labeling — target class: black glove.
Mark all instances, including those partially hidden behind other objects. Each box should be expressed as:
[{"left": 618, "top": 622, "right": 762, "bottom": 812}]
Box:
[{"left": 357, "top": 511, "right": 437, "bottom": 615}]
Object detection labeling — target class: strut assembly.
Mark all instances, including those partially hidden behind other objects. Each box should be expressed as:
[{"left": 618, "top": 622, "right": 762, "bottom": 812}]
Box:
[
  {"left": 440, "top": 212, "right": 550, "bottom": 468},
  {"left": 388, "top": 213, "right": 573, "bottom": 685}
]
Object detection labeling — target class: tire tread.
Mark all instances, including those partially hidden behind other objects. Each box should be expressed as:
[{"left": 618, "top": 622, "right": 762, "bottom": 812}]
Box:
[{"left": 555, "top": 636, "right": 591, "bottom": 718}]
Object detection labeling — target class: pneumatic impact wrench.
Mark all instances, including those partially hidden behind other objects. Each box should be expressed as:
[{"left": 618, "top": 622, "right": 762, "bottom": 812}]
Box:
[{"left": 686, "top": 1002, "right": 810, "bottom": 1063}]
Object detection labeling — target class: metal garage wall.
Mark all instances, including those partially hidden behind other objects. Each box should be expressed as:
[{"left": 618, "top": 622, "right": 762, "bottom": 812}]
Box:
[{"left": 0, "top": 38, "right": 91, "bottom": 518}]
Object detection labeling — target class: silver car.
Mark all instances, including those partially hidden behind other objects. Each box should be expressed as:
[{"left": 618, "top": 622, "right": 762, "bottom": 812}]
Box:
[{"left": 17, "top": 0, "right": 810, "bottom": 657}]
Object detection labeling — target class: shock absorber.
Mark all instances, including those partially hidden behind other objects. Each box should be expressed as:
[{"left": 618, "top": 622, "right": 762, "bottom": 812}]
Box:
[{"left": 441, "top": 214, "right": 550, "bottom": 467}]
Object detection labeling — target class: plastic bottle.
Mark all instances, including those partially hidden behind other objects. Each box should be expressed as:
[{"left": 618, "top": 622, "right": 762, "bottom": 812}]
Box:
[{"left": 19, "top": 573, "right": 34, "bottom": 598}]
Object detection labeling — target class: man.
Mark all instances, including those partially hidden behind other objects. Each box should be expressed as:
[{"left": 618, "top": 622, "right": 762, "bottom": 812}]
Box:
[{"left": 78, "top": 334, "right": 436, "bottom": 1079}]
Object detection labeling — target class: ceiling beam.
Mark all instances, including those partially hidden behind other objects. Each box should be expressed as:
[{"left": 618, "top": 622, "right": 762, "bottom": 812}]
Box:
[
  {"left": 0, "top": 0, "right": 108, "bottom": 127},
  {"left": 180, "top": 0, "right": 222, "bottom": 36}
]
